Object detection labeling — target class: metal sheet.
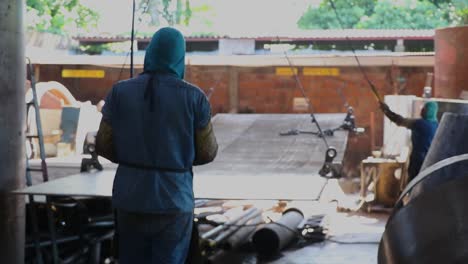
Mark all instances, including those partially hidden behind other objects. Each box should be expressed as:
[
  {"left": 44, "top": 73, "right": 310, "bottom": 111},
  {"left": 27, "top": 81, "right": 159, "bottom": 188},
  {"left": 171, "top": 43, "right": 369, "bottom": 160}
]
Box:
[{"left": 14, "top": 114, "right": 348, "bottom": 200}]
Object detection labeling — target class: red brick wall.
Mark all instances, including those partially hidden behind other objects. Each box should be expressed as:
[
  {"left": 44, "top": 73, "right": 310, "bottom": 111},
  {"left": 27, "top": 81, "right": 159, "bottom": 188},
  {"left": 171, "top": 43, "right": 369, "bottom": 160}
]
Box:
[
  {"left": 192, "top": 65, "right": 432, "bottom": 177},
  {"left": 435, "top": 26, "right": 468, "bottom": 98},
  {"left": 36, "top": 63, "right": 434, "bottom": 177}
]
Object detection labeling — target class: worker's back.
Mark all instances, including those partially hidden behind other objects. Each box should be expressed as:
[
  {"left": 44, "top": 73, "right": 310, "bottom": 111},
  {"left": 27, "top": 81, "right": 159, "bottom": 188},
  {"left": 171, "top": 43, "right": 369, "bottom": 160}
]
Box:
[
  {"left": 102, "top": 73, "right": 211, "bottom": 213},
  {"left": 411, "top": 118, "right": 438, "bottom": 159}
]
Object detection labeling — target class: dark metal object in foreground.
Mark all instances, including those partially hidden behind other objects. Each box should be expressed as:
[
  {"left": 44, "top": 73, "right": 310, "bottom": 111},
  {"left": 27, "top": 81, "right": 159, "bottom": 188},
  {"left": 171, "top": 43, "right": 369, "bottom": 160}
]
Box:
[
  {"left": 378, "top": 175, "right": 468, "bottom": 264},
  {"left": 409, "top": 113, "right": 468, "bottom": 202},
  {"left": 0, "top": 1, "right": 26, "bottom": 263},
  {"left": 252, "top": 208, "right": 304, "bottom": 257},
  {"left": 379, "top": 114, "right": 468, "bottom": 263}
]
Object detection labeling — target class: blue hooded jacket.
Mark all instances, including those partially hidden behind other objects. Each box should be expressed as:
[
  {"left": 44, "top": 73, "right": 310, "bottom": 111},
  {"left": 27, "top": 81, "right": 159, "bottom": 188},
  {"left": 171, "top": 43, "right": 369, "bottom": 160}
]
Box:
[
  {"left": 408, "top": 101, "right": 438, "bottom": 178},
  {"left": 102, "top": 27, "right": 211, "bottom": 213}
]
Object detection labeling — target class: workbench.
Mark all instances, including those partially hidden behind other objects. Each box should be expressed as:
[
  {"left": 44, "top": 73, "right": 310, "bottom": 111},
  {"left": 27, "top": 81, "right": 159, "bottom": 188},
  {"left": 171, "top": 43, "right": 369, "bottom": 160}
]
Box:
[{"left": 18, "top": 113, "right": 349, "bottom": 200}]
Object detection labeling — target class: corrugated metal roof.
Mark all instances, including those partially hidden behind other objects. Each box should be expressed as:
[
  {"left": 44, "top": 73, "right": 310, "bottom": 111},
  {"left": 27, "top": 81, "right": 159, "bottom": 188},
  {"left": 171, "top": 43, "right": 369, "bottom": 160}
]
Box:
[
  {"left": 26, "top": 51, "right": 435, "bottom": 67},
  {"left": 74, "top": 29, "right": 434, "bottom": 42}
]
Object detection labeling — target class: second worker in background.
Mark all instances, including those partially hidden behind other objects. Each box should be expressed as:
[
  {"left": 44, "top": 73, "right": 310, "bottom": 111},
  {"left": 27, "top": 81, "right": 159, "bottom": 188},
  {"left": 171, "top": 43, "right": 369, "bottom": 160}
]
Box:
[{"left": 380, "top": 101, "right": 438, "bottom": 182}]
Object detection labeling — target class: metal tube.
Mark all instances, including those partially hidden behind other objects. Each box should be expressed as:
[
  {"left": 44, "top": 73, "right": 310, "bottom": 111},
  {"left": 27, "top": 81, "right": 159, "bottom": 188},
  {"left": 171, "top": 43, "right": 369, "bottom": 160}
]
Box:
[
  {"left": 0, "top": 1, "right": 26, "bottom": 263},
  {"left": 252, "top": 208, "right": 304, "bottom": 257},
  {"left": 223, "top": 214, "right": 263, "bottom": 250},
  {"left": 211, "top": 208, "right": 261, "bottom": 245},
  {"left": 201, "top": 207, "right": 256, "bottom": 240}
]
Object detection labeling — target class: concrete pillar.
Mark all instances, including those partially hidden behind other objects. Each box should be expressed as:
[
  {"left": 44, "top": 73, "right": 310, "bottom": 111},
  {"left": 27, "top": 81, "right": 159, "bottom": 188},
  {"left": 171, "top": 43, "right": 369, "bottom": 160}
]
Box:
[
  {"left": 435, "top": 26, "right": 468, "bottom": 99},
  {"left": 228, "top": 67, "right": 239, "bottom": 113},
  {"left": 394, "top": 39, "right": 405, "bottom": 52},
  {"left": 0, "top": 0, "right": 26, "bottom": 263}
]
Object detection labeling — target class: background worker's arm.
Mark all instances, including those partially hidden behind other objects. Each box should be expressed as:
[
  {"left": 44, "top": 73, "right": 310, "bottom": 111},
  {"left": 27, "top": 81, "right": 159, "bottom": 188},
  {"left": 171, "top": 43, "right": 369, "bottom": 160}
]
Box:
[
  {"left": 96, "top": 119, "right": 116, "bottom": 162},
  {"left": 194, "top": 121, "right": 218, "bottom": 165},
  {"left": 380, "top": 102, "right": 416, "bottom": 129}
]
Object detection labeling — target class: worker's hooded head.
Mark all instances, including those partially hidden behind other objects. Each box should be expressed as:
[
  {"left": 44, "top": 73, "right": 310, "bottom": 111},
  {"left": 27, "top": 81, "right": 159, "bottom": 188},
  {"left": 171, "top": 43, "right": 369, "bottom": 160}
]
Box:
[
  {"left": 143, "top": 27, "right": 185, "bottom": 79},
  {"left": 422, "top": 101, "right": 438, "bottom": 122}
]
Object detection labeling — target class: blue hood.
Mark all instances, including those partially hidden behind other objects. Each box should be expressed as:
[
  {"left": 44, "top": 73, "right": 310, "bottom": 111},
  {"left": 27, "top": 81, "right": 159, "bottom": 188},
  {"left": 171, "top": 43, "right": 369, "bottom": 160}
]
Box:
[
  {"left": 423, "top": 101, "right": 438, "bottom": 122},
  {"left": 143, "top": 27, "right": 185, "bottom": 79}
]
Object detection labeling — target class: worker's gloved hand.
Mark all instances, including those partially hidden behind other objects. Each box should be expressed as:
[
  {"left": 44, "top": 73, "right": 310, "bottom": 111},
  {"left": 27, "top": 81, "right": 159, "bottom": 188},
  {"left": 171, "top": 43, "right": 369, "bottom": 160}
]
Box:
[{"left": 379, "top": 102, "right": 390, "bottom": 113}]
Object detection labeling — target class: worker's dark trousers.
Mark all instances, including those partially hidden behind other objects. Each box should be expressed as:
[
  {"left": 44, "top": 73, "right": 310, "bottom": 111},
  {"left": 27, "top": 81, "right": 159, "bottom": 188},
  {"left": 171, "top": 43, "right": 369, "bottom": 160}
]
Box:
[
  {"left": 117, "top": 210, "right": 193, "bottom": 264},
  {"left": 408, "top": 155, "right": 424, "bottom": 182}
]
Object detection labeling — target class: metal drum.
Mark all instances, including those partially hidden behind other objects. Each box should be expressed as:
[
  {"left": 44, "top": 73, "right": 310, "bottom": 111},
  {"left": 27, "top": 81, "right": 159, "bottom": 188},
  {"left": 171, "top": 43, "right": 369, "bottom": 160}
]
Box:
[{"left": 378, "top": 113, "right": 468, "bottom": 264}]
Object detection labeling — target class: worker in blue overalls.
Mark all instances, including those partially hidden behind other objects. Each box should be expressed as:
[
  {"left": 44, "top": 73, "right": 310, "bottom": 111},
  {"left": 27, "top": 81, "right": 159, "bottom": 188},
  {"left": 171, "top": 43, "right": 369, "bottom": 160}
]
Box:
[
  {"left": 380, "top": 101, "right": 438, "bottom": 181},
  {"left": 96, "top": 27, "right": 218, "bottom": 264}
]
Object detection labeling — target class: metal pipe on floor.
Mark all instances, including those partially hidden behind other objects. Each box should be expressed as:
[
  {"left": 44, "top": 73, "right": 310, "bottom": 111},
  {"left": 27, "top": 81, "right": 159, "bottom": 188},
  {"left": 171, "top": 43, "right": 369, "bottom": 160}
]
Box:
[
  {"left": 210, "top": 208, "right": 261, "bottom": 246},
  {"left": 222, "top": 214, "right": 263, "bottom": 250},
  {"left": 252, "top": 208, "right": 304, "bottom": 257},
  {"left": 0, "top": 1, "right": 26, "bottom": 263},
  {"left": 201, "top": 207, "right": 257, "bottom": 240}
]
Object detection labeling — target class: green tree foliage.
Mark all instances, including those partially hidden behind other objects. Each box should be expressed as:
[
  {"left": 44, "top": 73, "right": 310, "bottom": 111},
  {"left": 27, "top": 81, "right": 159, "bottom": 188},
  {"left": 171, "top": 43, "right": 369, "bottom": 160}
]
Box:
[
  {"left": 298, "top": 0, "right": 464, "bottom": 29},
  {"left": 26, "top": 0, "right": 99, "bottom": 34},
  {"left": 298, "top": 0, "right": 377, "bottom": 29},
  {"left": 358, "top": 0, "right": 454, "bottom": 29},
  {"left": 452, "top": 0, "right": 468, "bottom": 25},
  {"left": 139, "top": 0, "right": 192, "bottom": 26}
]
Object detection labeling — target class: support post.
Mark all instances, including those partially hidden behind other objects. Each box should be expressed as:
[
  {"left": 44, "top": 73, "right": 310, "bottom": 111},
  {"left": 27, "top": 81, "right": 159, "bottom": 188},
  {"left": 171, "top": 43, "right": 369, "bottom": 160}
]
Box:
[
  {"left": 0, "top": 0, "right": 26, "bottom": 263},
  {"left": 228, "top": 66, "right": 239, "bottom": 113}
]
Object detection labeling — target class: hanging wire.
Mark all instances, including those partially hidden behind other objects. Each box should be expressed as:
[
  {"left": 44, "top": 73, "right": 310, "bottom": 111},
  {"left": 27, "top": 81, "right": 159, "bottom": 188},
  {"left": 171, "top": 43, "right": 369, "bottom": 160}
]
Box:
[
  {"left": 130, "top": 0, "right": 136, "bottom": 78},
  {"left": 280, "top": 40, "right": 330, "bottom": 149},
  {"left": 117, "top": 0, "right": 152, "bottom": 80},
  {"left": 327, "top": 0, "right": 383, "bottom": 103}
]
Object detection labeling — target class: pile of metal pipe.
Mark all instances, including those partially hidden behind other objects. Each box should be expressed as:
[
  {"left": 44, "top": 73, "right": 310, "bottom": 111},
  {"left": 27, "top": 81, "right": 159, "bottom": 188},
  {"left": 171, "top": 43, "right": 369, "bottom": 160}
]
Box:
[
  {"left": 201, "top": 207, "right": 262, "bottom": 249},
  {"left": 222, "top": 214, "right": 263, "bottom": 250},
  {"left": 252, "top": 208, "right": 304, "bottom": 257}
]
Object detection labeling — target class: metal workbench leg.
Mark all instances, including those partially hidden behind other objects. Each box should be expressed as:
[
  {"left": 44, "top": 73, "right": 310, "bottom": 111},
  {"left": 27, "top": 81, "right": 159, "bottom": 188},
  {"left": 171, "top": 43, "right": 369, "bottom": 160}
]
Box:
[
  {"left": 27, "top": 195, "right": 44, "bottom": 264},
  {"left": 45, "top": 197, "right": 60, "bottom": 264}
]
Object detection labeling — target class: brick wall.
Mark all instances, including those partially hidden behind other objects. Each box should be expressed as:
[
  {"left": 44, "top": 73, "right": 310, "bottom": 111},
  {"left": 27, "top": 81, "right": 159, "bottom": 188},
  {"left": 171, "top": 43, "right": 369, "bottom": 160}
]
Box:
[
  {"left": 435, "top": 26, "right": 468, "bottom": 99},
  {"left": 36, "top": 63, "right": 434, "bottom": 177},
  {"left": 187, "top": 65, "right": 432, "bottom": 177}
]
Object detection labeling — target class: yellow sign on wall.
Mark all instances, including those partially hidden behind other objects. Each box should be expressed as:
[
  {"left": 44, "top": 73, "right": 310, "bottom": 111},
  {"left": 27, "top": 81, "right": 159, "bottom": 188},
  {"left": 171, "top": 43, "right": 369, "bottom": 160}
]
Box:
[
  {"left": 276, "top": 67, "right": 298, "bottom": 76},
  {"left": 62, "top": 69, "right": 105, "bottom": 78},
  {"left": 293, "top": 97, "right": 309, "bottom": 111},
  {"left": 303, "top": 67, "right": 340, "bottom": 76}
]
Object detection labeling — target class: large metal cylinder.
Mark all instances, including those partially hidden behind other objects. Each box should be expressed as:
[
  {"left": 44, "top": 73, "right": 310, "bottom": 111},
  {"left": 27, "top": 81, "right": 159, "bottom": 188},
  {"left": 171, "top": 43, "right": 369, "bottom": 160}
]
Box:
[
  {"left": 0, "top": 1, "right": 26, "bottom": 263},
  {"left": 434, "top": 26, "right": 468, "bottom": 99},
  {"left": 410, "top": 113, "right": 468, "bottom": 200},
  {"left": 379, "top": 114, "right": 468, "bottom": 263},
  {"left": 252, "top": 208, "right": 303, "bottom": 257}
]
